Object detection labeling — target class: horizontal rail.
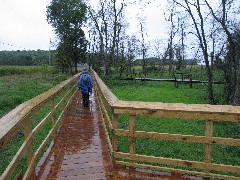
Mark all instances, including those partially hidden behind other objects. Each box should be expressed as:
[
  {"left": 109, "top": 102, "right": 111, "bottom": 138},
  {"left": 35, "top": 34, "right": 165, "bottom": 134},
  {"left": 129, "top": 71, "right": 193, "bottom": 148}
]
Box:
[
  {"left": 0, "top": 73, "right": 79, "bottom": 179},
  {"left": 0, "top": 73, "right": 80, "bottom": 149},
  {"left": 116, "top": 161, "right": 239, "bottom": 180},
  {"left": 113, "top": 100, "right": 240, "bottom": 122},
  {"left": 93, "top": 70, "right": 240, "bottom": 179},
  {"left": 115, "top": 129, "right": 240, "bottom": 146},
  {"left": 115, "top": 152, "right": 240, "bottom": 174},
  {"left": 93, "top": 71, "right": 119, "bottom": 107}
]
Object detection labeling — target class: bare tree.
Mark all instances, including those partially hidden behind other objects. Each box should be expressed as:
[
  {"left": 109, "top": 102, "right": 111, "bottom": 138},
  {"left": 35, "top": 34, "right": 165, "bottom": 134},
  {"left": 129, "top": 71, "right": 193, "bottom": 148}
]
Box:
[
  {"left": 126, "top": 35, "right": 140, "bottom": 73},
  {"left": 173, "top": 0, "right": 215, "bottom": 104},
  {"left": 164, "top": 1, "right": 184, "bottom": 75},
  {"left": 175, "top": 44, "right": 183, "bottom": 70},
  {"left": 204, "top": 0, "right": 240, "bottom": 104},
  {"left": 139, "top": 19, "right": 147, "bottom": 74},
  {"left": 153, "top": 38, "right": 168, "bottom": 76},
  {"left": 87, "top": 5, "right": 105, "bottom": 73},
  {"left": 87, "top": 0, "right": 129, "bottom": 78},
  {"left": 178, "top": 15, "right": 188, "bottom": 71},
  {"left": 168, "top": 11, "right": 176, "bottom": 75}
]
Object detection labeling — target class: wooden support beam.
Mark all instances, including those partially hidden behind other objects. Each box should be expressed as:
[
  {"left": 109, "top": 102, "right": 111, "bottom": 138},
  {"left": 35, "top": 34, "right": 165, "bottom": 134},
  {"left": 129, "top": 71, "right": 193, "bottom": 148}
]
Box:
[
  {"left": 129, "top": 116, "right": 136, "bottom": 156},
  {"left": 51, "top": 98, "right": 56, "bottom": 127},
  {"left": 115, "top": 129, "right": 240, "bottom": 146},
  {"left": 23, "top": 118, "right": 34, "bottom": 165},
  {"left": 112, "top": 113, "right": 119, "bottom": 164},
  {"left": 116, "top": 160, "right": 240, "bottom": 180},
  {"left": 113, "top": 101, "right": 240, "bottom": 122},
  {"left": 115, "top": 152, "right": 240, "bottom": 174},
  {"left": 204, "top": 120, "right": 213, "bottom": 174}
]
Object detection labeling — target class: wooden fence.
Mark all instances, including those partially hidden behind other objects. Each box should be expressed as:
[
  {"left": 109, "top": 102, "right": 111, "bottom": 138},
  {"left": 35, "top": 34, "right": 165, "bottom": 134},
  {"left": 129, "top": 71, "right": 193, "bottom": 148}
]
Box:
[
  {"left": 93, "top": 71, "right": 240, "bottom": 180},
  {"left": 0, "top": 73, "right": 79, "bottom": 179},
  {"left": 0, "top": 71, "right": 239, "bottom": 179}
]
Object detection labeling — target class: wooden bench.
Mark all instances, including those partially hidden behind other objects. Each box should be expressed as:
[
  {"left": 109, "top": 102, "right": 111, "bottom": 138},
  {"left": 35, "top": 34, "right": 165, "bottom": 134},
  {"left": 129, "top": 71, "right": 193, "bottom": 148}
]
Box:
[{"left": 174, "top": 72, "right": 192, "bottom": 88}]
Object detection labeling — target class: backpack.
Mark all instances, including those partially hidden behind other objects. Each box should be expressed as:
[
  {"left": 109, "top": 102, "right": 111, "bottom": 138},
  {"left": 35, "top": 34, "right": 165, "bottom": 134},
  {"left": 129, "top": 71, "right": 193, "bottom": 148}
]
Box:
[{"left": 82, "top": 73, "right": 90, "bottom": 87}]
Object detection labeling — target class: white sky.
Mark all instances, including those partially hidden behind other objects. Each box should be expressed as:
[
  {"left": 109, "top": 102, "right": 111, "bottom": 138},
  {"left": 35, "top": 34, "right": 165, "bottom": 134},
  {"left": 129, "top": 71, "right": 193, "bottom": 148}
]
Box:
[
  {"left": 1, "top": 0, "right": 234, "bottom": 61},
  {"left": 124, "top": 1, "right": 168, "bottom": 40},
  {"left": 0, "top": 0, "right": 167, "bottom": 52},
  {"left": 0, "top": 0, "right": 55, "bottom": 51}
]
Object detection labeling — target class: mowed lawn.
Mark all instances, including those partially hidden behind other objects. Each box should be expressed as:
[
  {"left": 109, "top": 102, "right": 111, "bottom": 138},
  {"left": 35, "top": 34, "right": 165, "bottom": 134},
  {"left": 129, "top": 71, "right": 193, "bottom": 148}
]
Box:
[
  {"left": 105, "top": 78, "right": 225, "bottom": 104},
  {"left": 104, "top": 78, "right": 240, "bottom": 174}
]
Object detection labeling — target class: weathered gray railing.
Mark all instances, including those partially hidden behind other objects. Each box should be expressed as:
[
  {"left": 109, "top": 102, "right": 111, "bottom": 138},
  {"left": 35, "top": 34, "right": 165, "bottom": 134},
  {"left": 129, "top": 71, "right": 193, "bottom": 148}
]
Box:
[
  {"left": 93, "top": 71, "right": 240, "bottom": 180},
  {"left": 0, "top": 73, "right": 79, "bottom": 179}
]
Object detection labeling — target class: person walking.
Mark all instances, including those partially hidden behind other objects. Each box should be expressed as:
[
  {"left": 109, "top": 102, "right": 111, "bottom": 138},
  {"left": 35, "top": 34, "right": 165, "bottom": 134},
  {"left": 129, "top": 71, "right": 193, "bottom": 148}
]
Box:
[{"left": 78, "top": 64, "right": 93, "bottom": 107}]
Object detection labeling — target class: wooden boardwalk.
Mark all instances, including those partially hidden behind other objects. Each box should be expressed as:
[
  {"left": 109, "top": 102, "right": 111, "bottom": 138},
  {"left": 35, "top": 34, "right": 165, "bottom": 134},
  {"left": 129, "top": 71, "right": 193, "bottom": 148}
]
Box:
[
  {"left": 119, "top": 77, "right": 223, "bottom": 84},
  {"left": 30, "top": 90, "right": 198, "bottom": 180}
]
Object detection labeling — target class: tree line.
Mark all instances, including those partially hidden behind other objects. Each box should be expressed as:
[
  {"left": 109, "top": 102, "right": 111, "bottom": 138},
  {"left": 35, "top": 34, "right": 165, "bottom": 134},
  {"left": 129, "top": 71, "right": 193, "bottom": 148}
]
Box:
[
  {"left": 0, "top": 50, "right": 55, "bottom": 66},
  {"left": 45, "top": 0, "right": 240, "bottom": 105}
]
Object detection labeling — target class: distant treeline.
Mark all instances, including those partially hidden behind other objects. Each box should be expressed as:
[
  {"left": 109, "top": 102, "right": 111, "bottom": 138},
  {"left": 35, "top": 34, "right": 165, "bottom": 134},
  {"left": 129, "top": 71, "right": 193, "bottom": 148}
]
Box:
[
  {"left": 0, "top": 50, "right": 56, "bottom": 66},
  {"left": 133, "top": 57, "right": 198, "bottom": 66},
  {"left": 0, "top": 50, "right": 199, "bottom": 67}
]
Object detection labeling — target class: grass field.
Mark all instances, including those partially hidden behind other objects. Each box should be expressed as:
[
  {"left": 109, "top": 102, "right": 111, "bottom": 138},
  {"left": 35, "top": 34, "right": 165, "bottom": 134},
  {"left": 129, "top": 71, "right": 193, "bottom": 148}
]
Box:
[
  {"left": 0, "top": 66, "right": 70, "bottom": 118},
  {"left": 0, "top": 65, "right": 239, "bottom": 178},
  {"left": 103, "top": 67, "right": 240, "bottom": 176},
  {"left": 0, "top": 66, "right": 71, "bottom": 178}
]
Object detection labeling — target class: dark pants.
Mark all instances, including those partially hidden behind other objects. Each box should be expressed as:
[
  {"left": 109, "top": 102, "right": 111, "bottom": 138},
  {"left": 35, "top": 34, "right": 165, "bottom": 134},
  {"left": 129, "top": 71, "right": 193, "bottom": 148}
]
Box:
[{"left": 82, "top": 92, "right": 89, "bottom": 107}]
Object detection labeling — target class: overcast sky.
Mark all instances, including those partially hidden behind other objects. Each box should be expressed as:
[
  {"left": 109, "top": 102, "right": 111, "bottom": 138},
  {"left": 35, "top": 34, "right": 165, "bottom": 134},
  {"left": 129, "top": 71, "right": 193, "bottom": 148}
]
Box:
[
  {"left": 0, "top": 0, "right": 168, "bottom": 51},
  {"left": 0, "top": 0, "right": 55, "bottom": 51}
]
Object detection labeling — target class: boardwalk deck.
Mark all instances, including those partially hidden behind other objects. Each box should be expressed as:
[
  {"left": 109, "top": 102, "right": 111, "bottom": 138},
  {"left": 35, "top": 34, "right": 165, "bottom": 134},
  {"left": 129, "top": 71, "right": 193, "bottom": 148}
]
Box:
[
  {"left": 30, "top": 90, "right": 199, "bottom": 180},
  {"left": 119, "top": 77, "right": 223, "bottom": 84}
]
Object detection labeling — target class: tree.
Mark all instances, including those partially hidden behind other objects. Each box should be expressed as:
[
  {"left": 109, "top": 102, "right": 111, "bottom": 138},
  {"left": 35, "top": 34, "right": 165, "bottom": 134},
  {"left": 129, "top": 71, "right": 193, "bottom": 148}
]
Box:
[
  {"left": 204, "top": 0, "right": 240, "bottom": 105},
  {"left": 175, "top": 44, "right": 183, "bottom": 70},
  {"left": 173, "top": 0, "right": 215, "bottom": 104},
  {"left": 139, "top": 21, "right": 146, "bottom": 74},
  {"left": 108, "top": 0, "right": 125, "bottom": 76},
  {"left": 47, "top": 0, "right": 87, "bottom": 74},
  {"left": 0, "top": 50, "right": 55, "bottom": 66},
  {"left": 153, "top": 39, "right": 167, "bottom": 76},
  {"left": 166, "top": 8, "right": 176, "bottom": 75},
  {"left": 126, "top": 35, "right": 140, "bottom": 73},
  {"left": 87, "top": 0, "right": 127, "bottom": 78}
]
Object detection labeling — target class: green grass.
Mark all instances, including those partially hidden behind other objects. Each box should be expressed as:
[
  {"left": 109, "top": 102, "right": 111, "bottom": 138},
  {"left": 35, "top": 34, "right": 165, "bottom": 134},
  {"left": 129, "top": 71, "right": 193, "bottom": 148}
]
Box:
[
  {"left": 0, "top": 66, "right": 71, "bottom": 178},
  {"left": 1, "top": 65, "right": 239, "bottom": 178},
  {"left": 0, "top": 73, "right": 70, "bottom": 118},
  {"left": 106, "top": 80, "right": 209, "bottom": 104},
  {"left": 0, "top": 65, "right": 58, "bottom": 77},
  {"left": 103, "top": 68, "right": 239, "bottom": 176},
  {"left": 0, "top": 92, "right": 70, "bottom": 179}
]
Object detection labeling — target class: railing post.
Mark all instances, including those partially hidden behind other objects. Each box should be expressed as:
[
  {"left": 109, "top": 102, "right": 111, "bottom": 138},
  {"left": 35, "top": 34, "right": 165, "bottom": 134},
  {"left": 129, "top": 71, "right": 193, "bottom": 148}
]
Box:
[
  {"left": 62, "top": 91, "right": 65, "bottom": 110},
  {"left": 112, "top": 113, "right": 118, "bottom": 163},
  {"left": 23, "top": 118, "right": 34, "bottom": 165},
  {"left": 51, "top": 98, "right": 56, "bottom": 127},
  {"left": 129, "top": 115, "right": 136, "bottom": 157},
  {"left": 204, "top": 120, "right": 213, "bottom": 173}
]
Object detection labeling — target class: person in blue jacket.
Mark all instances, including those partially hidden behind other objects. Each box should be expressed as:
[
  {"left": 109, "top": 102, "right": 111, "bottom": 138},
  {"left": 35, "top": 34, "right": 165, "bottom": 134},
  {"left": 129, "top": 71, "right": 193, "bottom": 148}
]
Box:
[{"left": 78, "top": 64, "right": 93, "bottom": 107}]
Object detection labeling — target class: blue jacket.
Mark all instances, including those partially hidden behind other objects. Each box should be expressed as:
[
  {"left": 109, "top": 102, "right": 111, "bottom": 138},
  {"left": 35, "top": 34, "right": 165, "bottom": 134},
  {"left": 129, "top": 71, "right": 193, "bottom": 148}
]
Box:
[{"left": 78, "top": 71, "right": 93, "bottom": 94}]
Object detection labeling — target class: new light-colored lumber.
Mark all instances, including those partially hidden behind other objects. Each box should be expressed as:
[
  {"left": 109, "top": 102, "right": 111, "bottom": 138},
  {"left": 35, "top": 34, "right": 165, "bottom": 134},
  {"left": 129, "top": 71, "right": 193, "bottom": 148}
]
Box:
[
  {"left": 129, "top": 116, "right": 136, "bottom": 155},
  {"left": 93, "top": 71, "right": 119, "bottom": 107},
  {"left": 116, "top": 160, "right": 240, "bottom": 180},
  {"left": 113, "top": 101, "right": 240, "bottom": 122},
  {"left": 115, "top": 152, "right": 240, "bottom": 174},
  {"left": 0, "top": 73, "right": 80, "bottom": 150},
  {"left": 115, "top": 129, "right": 240, "bottom": 146}
]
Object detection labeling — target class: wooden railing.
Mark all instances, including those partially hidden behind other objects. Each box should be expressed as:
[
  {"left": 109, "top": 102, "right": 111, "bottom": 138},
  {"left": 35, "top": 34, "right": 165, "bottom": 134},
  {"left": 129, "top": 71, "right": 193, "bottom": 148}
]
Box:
[
  {"left": 0, "top": 73, "right": 79, "bottom": 179},
  {"left": 1, "top": 71, "right": 239, "bottom": 179},
  {"left": 93, "top": 71, "right": 240, "bottom": 180}
]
